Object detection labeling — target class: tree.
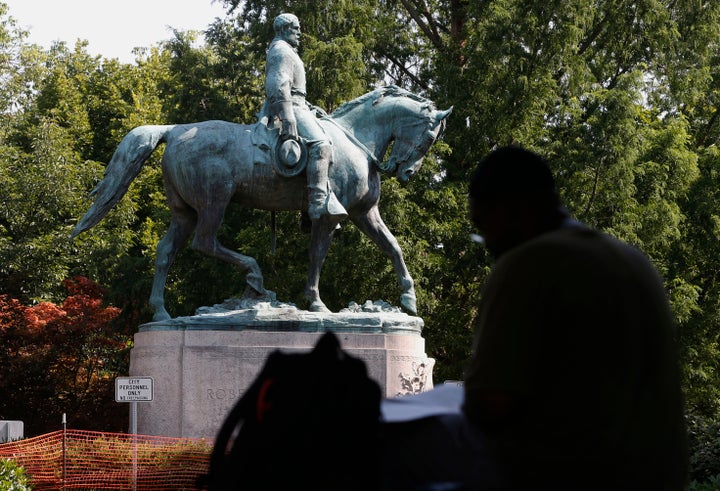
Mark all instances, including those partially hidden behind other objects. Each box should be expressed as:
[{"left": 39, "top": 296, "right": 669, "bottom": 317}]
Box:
[
  {"left": 2, "top": 0, "right": 720, "bottom": 420},
  {"left": 0, "top": 1, "right": 31, "bottom": 117},
  {"left": 0, "top": 277, "right": 128, "bottom": 435},
  {"left": 190, "top": 2, "right": 720, "bottom": 407},
  {"left": 0, "top": 120, "right": 108, "bottom": 301}
]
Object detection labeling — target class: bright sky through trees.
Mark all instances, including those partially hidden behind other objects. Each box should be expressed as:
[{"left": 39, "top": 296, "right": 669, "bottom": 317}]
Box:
[{"left": 4, "top": 0, "right": 226, "bottom": 63}]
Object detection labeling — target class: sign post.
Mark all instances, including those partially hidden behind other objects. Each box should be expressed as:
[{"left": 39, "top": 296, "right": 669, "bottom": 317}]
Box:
[
  {"left": 115, "top": 376, "right": 153, "bottom": 434},
  {"left": 116, "top": 376, "right": 153, "bottom": 491},
  {"left": 115, "top": 377, "right": 154, "bottom": 403}
]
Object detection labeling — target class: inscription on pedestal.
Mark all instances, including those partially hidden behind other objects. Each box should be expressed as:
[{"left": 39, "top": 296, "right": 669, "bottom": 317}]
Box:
[
  {"left": 207, "top": 387, "right": 243, "bottom": 400},
  {"left": 131, "top": 306, "right": 434, "bottom": 438}
]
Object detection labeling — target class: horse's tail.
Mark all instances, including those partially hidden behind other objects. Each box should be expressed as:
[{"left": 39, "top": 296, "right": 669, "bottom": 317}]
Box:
[{"left": 71, "top": 125, "right": 174, "bottom": 238}]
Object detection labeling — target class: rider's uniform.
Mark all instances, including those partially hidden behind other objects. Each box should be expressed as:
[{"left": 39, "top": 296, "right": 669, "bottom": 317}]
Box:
[
  {"left": 265, "top": 38, "right": 344, "bottom": 220},
  {"left": 265, "top": 38, "right": 326, "bottom": 143}
]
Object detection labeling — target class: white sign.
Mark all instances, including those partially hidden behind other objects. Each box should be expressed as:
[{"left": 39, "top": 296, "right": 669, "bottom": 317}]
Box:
[{"left": 115, "top": 377, "right": 154, "bottom": 402}]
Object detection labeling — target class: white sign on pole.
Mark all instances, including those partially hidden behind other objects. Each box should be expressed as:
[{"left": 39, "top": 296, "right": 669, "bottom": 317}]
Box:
[{"left": 115, "top": 377, "right": 154, "bottom": 402}]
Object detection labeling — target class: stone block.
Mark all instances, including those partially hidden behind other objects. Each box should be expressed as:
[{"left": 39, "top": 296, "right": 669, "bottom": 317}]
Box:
[{"left": 128, "top": 303, "right": 434, "bottom": 439}]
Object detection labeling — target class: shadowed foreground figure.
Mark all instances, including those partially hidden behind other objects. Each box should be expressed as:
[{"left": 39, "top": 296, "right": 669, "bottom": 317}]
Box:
[
  {"left": 203, "top": 332, "right": 382, "bottom": 491},
  {"left": 382, "top": 146, "right": 688, "bottom": 490}
]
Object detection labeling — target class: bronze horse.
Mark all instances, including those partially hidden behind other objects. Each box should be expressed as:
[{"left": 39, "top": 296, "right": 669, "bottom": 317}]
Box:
[{"left": 72, "top": 86, "right": 451, "bottom": 320}]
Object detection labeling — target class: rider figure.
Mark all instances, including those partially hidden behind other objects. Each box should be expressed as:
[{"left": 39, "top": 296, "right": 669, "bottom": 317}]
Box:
[{"left": 265, "top": 13, "right": 347, "bottom": 221}]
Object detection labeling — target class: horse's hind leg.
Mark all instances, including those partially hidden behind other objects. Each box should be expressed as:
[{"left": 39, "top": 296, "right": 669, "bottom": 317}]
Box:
[
  {"left": 150, "top": 210, "right": 196, "bottom": 321},
  {"left": 192, "top": 207, "right": 265, "bottom": 297},
  {"left": 351, "top": 206, "right": 417, "bottom": 314}
]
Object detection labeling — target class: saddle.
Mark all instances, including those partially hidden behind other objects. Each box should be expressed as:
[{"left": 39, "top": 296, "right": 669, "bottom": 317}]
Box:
[{"left": 251, "top": 121, "right": 309, "bottom": 178}]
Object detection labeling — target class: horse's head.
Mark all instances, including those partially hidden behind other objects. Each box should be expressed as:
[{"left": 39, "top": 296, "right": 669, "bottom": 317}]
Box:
[
  {"left": 329, "top": 86, "right": 451, "bottom": 182},
  {"left": 380, "top": 93, "right": 452, "bottom": 182}
]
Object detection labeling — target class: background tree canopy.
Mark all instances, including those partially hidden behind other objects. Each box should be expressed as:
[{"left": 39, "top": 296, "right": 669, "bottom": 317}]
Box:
[{"left": 0, "top": 0, "right": 719, "bottom": 435}]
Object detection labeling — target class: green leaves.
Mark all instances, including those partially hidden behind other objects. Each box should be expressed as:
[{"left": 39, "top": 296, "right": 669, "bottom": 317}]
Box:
[
  {"left": 0, "top": 459, "right": 31, "bottom": 491},
  {"left": 0, "top": 0, "right": 719, "bottom": 418},
  {"left": 0, "top": 120, "right": 99, "bottom": 300},
  {"left": 0, "top": 277, "right": 128, "bottom": 435}
]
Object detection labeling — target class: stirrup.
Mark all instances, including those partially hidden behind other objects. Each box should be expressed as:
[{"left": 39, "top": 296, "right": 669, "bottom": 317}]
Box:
[
  {"left": 308, "top": 183, "right": 347, "bottom": 221},
  {"left": 325, "top": 190, "right": 348, "bottom": 219}
]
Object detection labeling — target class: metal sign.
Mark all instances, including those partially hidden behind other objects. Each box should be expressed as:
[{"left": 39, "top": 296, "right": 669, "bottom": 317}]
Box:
[{"left": 115, "top": 377, "right": 154, "bottom": 402}]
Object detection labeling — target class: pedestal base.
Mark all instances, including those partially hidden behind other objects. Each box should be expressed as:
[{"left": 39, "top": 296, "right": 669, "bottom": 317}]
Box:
[{"left": 129, "top": 304, "right": 434, "bottom": 439}]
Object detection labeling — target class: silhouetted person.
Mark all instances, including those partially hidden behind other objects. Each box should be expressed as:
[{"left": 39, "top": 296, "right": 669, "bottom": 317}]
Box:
[
  {"left": 464, "top": 145, "right": 688, "bottom": 489},
  {"left": 382, "top": 146, "right": 688, "bottom": 490}
]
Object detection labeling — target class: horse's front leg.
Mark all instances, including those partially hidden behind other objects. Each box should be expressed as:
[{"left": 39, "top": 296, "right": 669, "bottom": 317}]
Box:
[
  {"left": 351, "top": 206, "right": 417, "bottom": 315},
  {"left": 305, "top": 218, "right": 339, "bottom": 312}
]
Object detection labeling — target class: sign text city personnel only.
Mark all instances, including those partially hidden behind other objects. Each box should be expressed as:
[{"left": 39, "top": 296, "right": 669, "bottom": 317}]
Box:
[{"left": 115, "top": 377, "right": 154, "bottom": 402}]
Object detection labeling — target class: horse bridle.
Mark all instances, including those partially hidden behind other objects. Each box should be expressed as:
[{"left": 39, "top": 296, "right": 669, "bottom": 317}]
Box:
[
  {"left": 318, "top": 114, "right": 382, "bottom": 169},
  {"left": 313, "top": 102, "right": 438, "bottom": 174},
  {"left": 384, "top": 117, "right": 442, "bottom": 174}
]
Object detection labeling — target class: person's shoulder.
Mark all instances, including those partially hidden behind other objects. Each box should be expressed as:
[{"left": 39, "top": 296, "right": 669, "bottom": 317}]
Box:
[
  {"left": 500, "top": 223, "right": 591, "bottom": 264},
  {"left": 507, "top": 222, "right": 656, "bottom": 278},
  {"left": 520, "top": 222, "right": 627, "bottom": 255},
  {"left": 496, "top": 222, "right": 634, "bottom": 273},
  {"left": 552, "top": 224, "right": 651, "bottom": 264}
]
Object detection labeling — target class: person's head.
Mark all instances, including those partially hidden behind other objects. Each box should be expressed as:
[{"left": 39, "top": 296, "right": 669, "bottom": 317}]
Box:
[
  {"left": 468, "top": 146, "right": 566, "bottom": 258},
  {"left": 273, "top": 13, "right": 301, "bottom": 47}
]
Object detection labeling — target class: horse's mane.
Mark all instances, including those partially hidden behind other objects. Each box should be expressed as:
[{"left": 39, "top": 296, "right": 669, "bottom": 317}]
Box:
[{"left": 330, "top": 85, "right": 435, "bottom": 118}]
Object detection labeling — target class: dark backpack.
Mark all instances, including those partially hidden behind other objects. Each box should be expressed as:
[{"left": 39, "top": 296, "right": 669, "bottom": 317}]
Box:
[{"left": 203, "top": 331, "right": 382, "bottom": 491}]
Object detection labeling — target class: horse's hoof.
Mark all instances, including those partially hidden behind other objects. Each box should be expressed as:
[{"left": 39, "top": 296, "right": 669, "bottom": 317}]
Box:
[
  {"left": 243, "top": 285, "right": 269, "bottom": 301},
  {"left": 152, "top": 310, "right": 172, "bottom": 322},
  {"left": 309, "top": 300, "right": 331, "bottom": 313},
  {"left": 246, "top": 272, "right": 265, "bottom": 295},
  {"left": 400, "top": 293, "right": 417, "bottom": 315}
]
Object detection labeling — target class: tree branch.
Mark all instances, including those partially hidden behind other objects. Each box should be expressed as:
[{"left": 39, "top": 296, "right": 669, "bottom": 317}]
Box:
[{"left": 399, "top": 0, "right": 445, "bottom": 51}]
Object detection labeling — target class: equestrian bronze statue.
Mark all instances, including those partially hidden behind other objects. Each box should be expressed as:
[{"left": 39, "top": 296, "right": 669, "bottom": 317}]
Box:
[{"left": 72, "top": 86, "right": 451, "bottom": 321}]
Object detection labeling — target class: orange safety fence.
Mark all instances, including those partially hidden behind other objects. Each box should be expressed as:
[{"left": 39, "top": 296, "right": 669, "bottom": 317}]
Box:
[{"left": 0, "top": 429, "right": 213, "bottom": 490}]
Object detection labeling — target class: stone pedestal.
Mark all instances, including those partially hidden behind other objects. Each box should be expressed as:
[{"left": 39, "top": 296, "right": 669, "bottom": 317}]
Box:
[{"left": 129, "top": 301, "right": 434, "bottom": 439}]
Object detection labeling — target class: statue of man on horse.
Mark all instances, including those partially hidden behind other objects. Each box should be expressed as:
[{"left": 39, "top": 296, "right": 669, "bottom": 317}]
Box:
[
  {"left": 263, "top": 13, "right": 347, "bottom": 222},
  {"left": 71, "top": 13, "right": 452, "bottom": 320}
]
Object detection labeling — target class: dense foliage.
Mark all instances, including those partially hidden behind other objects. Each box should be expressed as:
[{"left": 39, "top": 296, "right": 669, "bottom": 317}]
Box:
[
  {"left": 687, "top": 414, "right": 720, "bottom": 484},
  {"left": 0, "top": 277, "right": 128, "bottom": 434},
  {"left": 0, "top": 459, "right": 30, "bottom": 491},
  {"left": 0, "top": 0, "right": 719, "bottom": 457}
]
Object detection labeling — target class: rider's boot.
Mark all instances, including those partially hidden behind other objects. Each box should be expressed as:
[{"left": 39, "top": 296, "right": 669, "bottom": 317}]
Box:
[{"left": 307, "top": 143, "right": 347, "bottom": 221}]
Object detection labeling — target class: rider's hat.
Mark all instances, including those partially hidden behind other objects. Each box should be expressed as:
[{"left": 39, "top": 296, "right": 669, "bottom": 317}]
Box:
[{"left": 275, "top": 138, "right": 307, "bottom": 177}]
